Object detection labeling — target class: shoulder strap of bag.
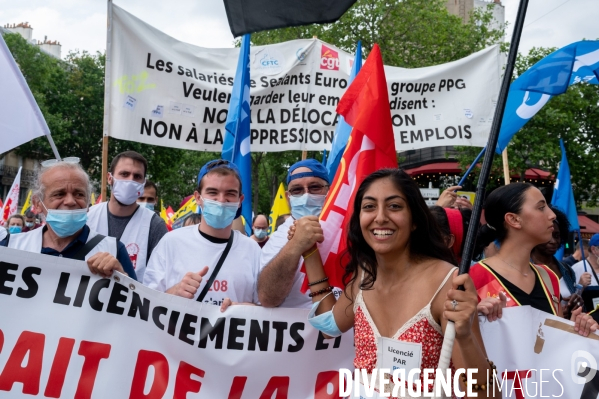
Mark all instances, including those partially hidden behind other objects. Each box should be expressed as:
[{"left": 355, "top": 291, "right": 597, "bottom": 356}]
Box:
[
  {"left": 73, "top": 234, "right": 106, "bottom": 261},
  {"left": 197, "top": 231, "right": 234, "bottom": 302},
  {"left": 532, "top": 264, "right": 559, "bottom": 312}
]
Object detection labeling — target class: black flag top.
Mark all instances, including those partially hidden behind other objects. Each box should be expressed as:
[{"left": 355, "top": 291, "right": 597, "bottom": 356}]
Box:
[{"left": 223, "top": 0, "right": 358, "bottom": 37}]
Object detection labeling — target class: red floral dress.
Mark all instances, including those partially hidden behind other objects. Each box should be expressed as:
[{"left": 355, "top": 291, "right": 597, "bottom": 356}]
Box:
[{"left": 353, "top": 268, "right": 455, "bottom": 398}]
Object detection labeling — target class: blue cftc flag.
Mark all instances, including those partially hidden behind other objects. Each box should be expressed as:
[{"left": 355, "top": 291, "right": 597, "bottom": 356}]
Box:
[
  {"left": 495, "top": 41, "right": 599, "bottom": 154},
  {"left": 325, "top": 41, "right": 362, "bottom": 181},
  {"left": 222, "top": 34, "right": 253, "bottom": 235},
  {"left": 551, "top": 139, "right": 579, "bottom": 259}
]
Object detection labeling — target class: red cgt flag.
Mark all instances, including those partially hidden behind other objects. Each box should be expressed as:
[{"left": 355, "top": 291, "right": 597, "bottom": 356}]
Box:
[
  {"left": 302, "top": 44, "right": 398, "bottom": 291},
  {"left": 166, "top": 206, "right": 175, "bottom": 230}
]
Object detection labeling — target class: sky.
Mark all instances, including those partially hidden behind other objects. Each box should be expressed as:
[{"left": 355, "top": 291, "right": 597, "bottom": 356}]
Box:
[{"left": 0, "top": 0, "right": 596, "bottom": 59}]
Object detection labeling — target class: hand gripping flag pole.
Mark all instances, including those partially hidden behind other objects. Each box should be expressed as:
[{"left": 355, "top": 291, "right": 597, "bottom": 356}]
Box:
[{"left": 433, "top": 0, "right": 530, "bottom": 395}]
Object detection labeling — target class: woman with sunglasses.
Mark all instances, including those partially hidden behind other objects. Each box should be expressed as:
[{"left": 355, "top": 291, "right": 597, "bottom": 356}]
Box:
[{"left": 291, "top": 169, "right": 496, "bottom": 397}]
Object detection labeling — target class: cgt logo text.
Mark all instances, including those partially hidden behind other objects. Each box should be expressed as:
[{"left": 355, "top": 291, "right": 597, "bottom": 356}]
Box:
[
  {"left": 338, "top": 367, "right": 579, "bottom": 398},
  {"left": 320, "top": 45, "right": 340, "bottom": 70}
]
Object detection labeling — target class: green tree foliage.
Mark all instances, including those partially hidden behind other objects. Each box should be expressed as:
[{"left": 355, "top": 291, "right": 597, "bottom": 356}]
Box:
[
  {"left": 456, "top": 46, "right": 599, "bottom": 206},
  {"left": 251, "top": 0, "right": 505, "bottom": 68}
]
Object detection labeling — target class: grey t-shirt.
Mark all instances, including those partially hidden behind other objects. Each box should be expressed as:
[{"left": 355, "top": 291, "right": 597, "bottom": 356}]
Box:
[{"left": 106, "top": 206, "right": 168, "bottom": 261}]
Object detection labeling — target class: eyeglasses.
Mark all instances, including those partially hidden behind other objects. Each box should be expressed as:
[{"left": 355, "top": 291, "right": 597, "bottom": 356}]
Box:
[
  {"left": 41, "top": 157, "right": 80, "bottom": 168},
  {"left": 288, "top": 184, "right": 329, "bottom": 197}
]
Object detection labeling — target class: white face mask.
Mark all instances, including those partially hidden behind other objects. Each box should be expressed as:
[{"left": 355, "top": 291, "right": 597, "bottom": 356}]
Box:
[{"left": 110, "top": 174, "right": 145, "bottom": 206}]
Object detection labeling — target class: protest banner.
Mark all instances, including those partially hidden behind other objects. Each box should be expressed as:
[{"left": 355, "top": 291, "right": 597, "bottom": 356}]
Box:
[
  {"left": 0, "top": 247, "right": 354, "bottom": 398},
  {"left": 339, "top": 307, "right": 599, "bottom": 398},
  {"left": 104, "top": 3, "right": 501, "bottom": 154},
  {"left": 480, "top": 306, "right": 599, "bottom": 399},
  {"left": 2, "top": 246, "right": 598, "bottom": 398}
]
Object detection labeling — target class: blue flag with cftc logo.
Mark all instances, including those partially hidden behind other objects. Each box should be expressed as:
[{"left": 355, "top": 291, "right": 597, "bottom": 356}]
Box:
[{"left": 222, "top": 34, "right": 253, "bottom": 235}]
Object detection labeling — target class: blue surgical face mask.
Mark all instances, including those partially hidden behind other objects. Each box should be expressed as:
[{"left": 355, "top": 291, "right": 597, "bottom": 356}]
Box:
[
  {"left": 289, "top": 193, "right": 326, "bottom": 220},
  {"left": 42, "top": 202, "right": 88, "bottom": 238},
  {"left": 254, "top": 228, "right": 268, "bottom": 239},
  {"left": 200, "top": 197, "right": 239, "bottom": 229},
  {"left": 307, "top": 295, "right": 342, "bottom": 337},
  {"left": 137, "top": 202, "right": 155, "bottom": 211},
  {"left": 9, "top": 226, "right": 22, "bottom": 234},
  {"left": 25, "top": 222, "right": 34, "bottom": 228}
]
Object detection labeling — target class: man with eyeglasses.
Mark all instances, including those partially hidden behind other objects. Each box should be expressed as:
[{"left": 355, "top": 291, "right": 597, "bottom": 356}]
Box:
[
  {"left": 258, "top": 159, "right": 330, "bottom": 308},
  {"left": 87, "top": 151, "right": 168, "bottom": 283},
  {"left": 143, "top": 160, "right": 260, "bottom": 309},
  {"left": 0, "top": 160, "right": 136, "bottom": 279}
]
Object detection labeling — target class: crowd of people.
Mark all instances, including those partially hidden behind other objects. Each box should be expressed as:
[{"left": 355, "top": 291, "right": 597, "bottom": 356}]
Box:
[{"left": 1, "top": 150, "right": 597, "bottom": 396}]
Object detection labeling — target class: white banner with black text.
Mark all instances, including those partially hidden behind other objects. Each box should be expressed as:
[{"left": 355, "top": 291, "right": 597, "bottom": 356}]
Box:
[
  {"left": 0, "top": 247, "right": 354, "bottom": 398},
  {"left": 105, "top": 3, "right": 501, "bottom": 152}
]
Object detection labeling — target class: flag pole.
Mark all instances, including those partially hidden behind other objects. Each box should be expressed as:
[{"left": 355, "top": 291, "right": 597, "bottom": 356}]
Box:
[
  {"left": 457, "top": 146, "right": 485, "bottom": 187},
  {"left": 433, "top": 0, "right": 530, "bottom": 392},
  {"left": 502, "top": 148, "right": 510, "bottom": 185},
  {"left": 301, "top": 35, "right": 320, "bottom": 162},
  {"left": 46, "top": 134, "right": 61, "bottom": 161},
  {"left": 101, "top": 0, "right": 113, "bottom": 203},
  {"left": 101, "top": 137, "right": 109, "bottom": 202}
]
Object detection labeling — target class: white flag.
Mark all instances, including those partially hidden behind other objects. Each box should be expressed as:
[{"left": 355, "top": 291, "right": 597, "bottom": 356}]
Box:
[
  {"left": 1, "top": 166, "right": 22, "bottom": 226},
  {"left": 0, "top": 34, "right": 51, "bottom": 154}
]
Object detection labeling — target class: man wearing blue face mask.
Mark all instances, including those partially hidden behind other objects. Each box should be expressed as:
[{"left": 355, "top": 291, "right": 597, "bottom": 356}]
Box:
[
  {"left": 144, "top": 159, "right": 260, "bottom": 310},
  {"left": 87, "top": 151, "right": 168, "bottom": 283},
  {"left": 258, "top": 159, "right": 330, "bottom": 308},
  {"left": 0, "top": 160, "right": 136, "bottom": 280},
  {"left": 137, "top": 181, "right": 158, "bottom": 212},
  {"left": 250, "top": 214, "right": 270, "bottom": 248},
  {"left": 6, "top": 214, "right": 25, "bottom": 234}
]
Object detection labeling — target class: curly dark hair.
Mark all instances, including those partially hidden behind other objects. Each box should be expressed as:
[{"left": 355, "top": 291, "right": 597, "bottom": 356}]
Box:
[
  {"left": 550, "top": 205, "right": 570, "bottom": 246},
  {"left": 343, "top": 169, "right": 454, "bottom": 293}
]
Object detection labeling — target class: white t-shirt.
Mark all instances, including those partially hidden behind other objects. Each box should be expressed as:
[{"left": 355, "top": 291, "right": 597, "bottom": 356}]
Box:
[
  {"left": 144, "top": 226, "right": 260, "bottom": 306},
  {"left": 571, "top": 260, "right": 599, "bottom": 287},
  {"left": 559, "top": 278, "right": 573, "bottom": 299},
  {"left": 260, "top": 217, "right": 312, "bottom": 309}
]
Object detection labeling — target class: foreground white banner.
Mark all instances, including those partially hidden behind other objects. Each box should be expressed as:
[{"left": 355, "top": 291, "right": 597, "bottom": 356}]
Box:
[
  {"left": 2, "top": 246, "right": 598, "bottom": 398},
  {"left": 480, "top": 306, "right": 599, "bottom": 399},
  {"left": 0, "top": 247, "right": 354, "bottom": 398},
  {"left": 105, "top": 3, "right": 501, "bottom": 152}
]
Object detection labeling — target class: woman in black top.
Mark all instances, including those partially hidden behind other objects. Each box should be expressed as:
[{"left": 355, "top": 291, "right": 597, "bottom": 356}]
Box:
[{"left": 471, "top": 183, "right": 596, "bottom": 337}]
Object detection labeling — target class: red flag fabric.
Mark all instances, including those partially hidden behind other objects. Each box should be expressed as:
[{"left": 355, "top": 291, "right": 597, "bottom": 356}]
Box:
[
  {"left": 95, "top": 194, "right": 102, "bottom": 205},
  {"left": 166, "top": 206, "right": 175, "bottom": 231},
  {"left": 302, "top": 44, "right": 398, "bottom": 291}
]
